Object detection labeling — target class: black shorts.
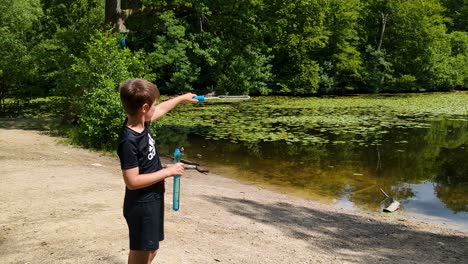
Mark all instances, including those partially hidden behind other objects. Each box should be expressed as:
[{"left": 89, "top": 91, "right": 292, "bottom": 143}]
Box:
[{"left": 123, "top": 193, "right": 164, "bottom": 251}]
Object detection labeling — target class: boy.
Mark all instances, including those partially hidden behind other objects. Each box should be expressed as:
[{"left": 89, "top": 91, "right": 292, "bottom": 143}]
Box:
[{"left": 117, "top": 79, "right": 197, "bottom": 264}]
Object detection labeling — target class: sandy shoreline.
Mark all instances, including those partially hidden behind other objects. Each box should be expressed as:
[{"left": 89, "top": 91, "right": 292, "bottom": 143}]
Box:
[{"left": 1, "top": 128, "right": 467, "bottom": 263}]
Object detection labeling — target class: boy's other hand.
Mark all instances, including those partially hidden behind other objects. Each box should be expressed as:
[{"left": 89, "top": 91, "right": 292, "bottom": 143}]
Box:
[{"left": 167, "top": 162, "right": 185, "bottom": 177}]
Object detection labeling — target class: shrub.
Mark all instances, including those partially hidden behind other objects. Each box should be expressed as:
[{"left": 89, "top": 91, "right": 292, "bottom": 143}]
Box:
[{"left": 70, "top": 32, "right": 154, "bottom": 149}]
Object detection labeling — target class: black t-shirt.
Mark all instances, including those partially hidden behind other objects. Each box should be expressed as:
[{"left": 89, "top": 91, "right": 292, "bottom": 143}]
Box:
[{"left": 117, "top": 120, "right": 164, "bottom": 203}]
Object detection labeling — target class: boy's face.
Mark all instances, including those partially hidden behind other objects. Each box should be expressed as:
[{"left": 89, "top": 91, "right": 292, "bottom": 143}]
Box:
[{"left": 144, "top": 100, "right": 158, "bottom": 121}]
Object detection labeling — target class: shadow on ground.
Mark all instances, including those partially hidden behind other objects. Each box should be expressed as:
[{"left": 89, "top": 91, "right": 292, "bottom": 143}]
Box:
[{"left": 204, "top": 195, "right": 468, "bottom": 263}]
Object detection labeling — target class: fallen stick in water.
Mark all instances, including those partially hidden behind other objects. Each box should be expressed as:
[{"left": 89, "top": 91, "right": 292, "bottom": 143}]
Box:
[
  {"left": 180, "top": 159, "right": 200, "bottom": 166},
  {"left": 162, "top": 163, "right": 209, "bottom": 174},
  {"left": 380, "top": 188, "right": 400, "bottom": 213}
]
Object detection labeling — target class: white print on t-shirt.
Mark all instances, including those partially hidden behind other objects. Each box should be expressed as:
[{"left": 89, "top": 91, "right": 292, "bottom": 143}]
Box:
[{"left": 148, "top": 133, "right": 156, "bottom": 160}]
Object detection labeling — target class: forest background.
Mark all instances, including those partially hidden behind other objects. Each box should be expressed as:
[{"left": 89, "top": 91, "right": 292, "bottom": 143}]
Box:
[{"left": 0, "top": 0, "right": 467, "bottom": 149}]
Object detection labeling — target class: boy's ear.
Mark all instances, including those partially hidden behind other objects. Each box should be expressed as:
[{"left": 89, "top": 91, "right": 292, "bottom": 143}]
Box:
[{"left": 141, "top": 103, "right": 150, "bottom": 113}]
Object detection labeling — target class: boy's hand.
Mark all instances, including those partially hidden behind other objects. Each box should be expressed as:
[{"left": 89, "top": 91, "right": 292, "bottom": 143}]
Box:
[
  {"left": 166, "top": 162, "right": 185, "bottom": 177},
  {"left": 181, "top": 93, "right": 199, "bottom": 103}
]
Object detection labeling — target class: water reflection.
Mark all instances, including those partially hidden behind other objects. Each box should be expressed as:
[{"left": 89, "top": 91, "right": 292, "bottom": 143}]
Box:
[
  {"left": 154, "top": 117, "right": 468, "bottom": 230},
  {"left": 404, "top": 182, "right": 468, "bottom": 230}
]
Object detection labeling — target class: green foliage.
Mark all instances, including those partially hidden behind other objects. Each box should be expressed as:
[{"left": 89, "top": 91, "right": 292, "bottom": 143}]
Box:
[
  {"left": 189, "top": 33, "right": 222, "bottom": 92},
  {"left": 318, "top": 61, "right": 336, "bottom": 94},
  {"left": 0, "top": 0, "right": 43, "bottom": 109},
  {"left": 146, "top": 11, "right": 199, "bottom": 93},
  {"left": 39, "top": 0, "right": 101, "bottom": 34},
  {"left": 363, "top": 45, "right": 393, "bottom": 93},
  {"left": 201, "top": 0, "right": 273, "bottom": 95},
  {"left": 322, "top": 0, "right": 364, "bottom": 92},
  {"left": 425, "top": 37, "right": 458, "bottom": 90},
  {"left": 448, "top": 31, "right": 468, "bottom": 88},
  {"left": 71, "top": 32, "right": 153, "bottom": 95},
  {"left": 71, "top": 32, "right": 154, "bottom": 149},
  {"left": 391, "top": 74, "right": 418, "bottom": 92},
  {"left": 76, "top": 85, "right": 124, "bottom": 150},
  {"left": 440, "top": 0, "right": 468, "bottom": 32},
  {"left": 265, "top": 0, "right": 328, "bottom": 94},
  {"left": 36, "top": 0, "right": 105, "bottom": 96},
  {"left": 125, "top": 1, "right": 273, "bottom": 94},
  {"left": 216, "top": 46, "right": 272, "bottom": 95},
  {"left": 359, "top": 0, "right": 468, "bottom": 91},
  {"left": 384, "top": 0, "right": 451, "bottom": 90}
]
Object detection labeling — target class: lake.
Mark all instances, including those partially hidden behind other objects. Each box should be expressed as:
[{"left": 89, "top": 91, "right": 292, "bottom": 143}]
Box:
[{"left": 154, "top": 92, "right": 468, "bottom": 231}]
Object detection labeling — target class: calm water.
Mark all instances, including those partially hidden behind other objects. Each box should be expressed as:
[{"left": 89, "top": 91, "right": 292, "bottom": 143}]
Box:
[{"left": 155, "top": 96, "right": 468, "bottom": 231}]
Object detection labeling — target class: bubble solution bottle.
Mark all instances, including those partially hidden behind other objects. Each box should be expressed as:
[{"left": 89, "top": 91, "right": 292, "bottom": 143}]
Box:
[{"left": 172, "top": 148, "right": 181, "bottom": 211}]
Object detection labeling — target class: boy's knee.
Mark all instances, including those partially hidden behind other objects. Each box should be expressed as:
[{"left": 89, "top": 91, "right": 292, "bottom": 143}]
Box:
[
  {"left": 150, "top": 250, "right": 157, "bottom": 261},
  {"left": 128, "top": 250, "right": 157, "bottom": 264}
]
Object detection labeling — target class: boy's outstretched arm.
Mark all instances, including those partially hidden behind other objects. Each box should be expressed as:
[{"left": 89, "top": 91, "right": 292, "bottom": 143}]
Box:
[{"left": 151, "top": 93, "right": 198, "bottom": 121}]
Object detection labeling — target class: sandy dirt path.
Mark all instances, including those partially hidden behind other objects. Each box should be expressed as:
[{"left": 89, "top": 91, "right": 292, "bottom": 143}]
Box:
[{"left": 1, "top": 127, "right": 467, "bottom": 264}]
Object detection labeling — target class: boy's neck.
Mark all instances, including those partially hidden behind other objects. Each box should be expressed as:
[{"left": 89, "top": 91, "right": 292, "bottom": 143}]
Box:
[{"left": 126, "top": 114, "right": 146, "bottom": 133}]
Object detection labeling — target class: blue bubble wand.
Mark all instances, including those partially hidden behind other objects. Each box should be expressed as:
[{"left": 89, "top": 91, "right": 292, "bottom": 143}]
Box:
[
  {"left": 172, "top": 148, "right": 181, "bottom": 211},
  {"left": 192, "top": 95, "right": 250, "bottom": 101}
]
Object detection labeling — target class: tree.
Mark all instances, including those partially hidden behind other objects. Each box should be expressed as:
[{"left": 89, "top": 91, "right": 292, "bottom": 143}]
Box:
[
  {"left": 320, "top": 0, "right": 364, "bottom": 93},
  {"left": 382, "top": 0, "right": 453, "bottom": 90},
  {"left": 265, "top": 0, "right": 329, "bottom": 94},
  {"left": 146, "top": 11, "right": 200, "bottom": 93},
  {"left": 447, "top": 31, "right": 468, "bottom": 88},
  {"left": 0, "top": 0, "right": 43, "bottom": 112},
  {"left": 122, "top": 0, "right": 272, "bottom": 95},
  {"left": 198, "top": 0, "right": 272, "bottom": 95},
  {"left": 440, "top": 0, "right": 468, "bottom": 32},
  {"left": 34, "top": 0, "right": 104, "bottom": 97},
  {"left": 71, "top": 31, "right": 154, "bottom": 148}
]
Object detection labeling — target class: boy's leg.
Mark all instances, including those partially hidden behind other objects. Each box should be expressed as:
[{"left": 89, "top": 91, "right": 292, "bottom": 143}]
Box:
[{"left": 128, "top": 250, "right": 157, "bottom": 264}]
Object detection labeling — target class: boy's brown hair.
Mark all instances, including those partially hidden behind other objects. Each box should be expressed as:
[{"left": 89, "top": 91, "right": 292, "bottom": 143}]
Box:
[{"left": 119, "top": 79, "right": 160, "bottom": 116}]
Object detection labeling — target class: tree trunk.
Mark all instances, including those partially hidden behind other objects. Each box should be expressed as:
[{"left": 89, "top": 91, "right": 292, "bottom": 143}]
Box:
[
  {"left": 105, "top": 0, "right": 124, "bottom": 32},
  {"left": 377, "top": 0, "right": 391, "bottom": 51},
  {"left": 377, "top": 12, "right": 388, "bottom": 51},
  {"left": 104, "top": 0, "right": 193, "bottom": 33}
]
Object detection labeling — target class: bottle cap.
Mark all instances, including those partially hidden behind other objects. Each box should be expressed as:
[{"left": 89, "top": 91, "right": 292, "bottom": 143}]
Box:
[{"left": 174, "top": 148, "right": 181, "bottom": 156}]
